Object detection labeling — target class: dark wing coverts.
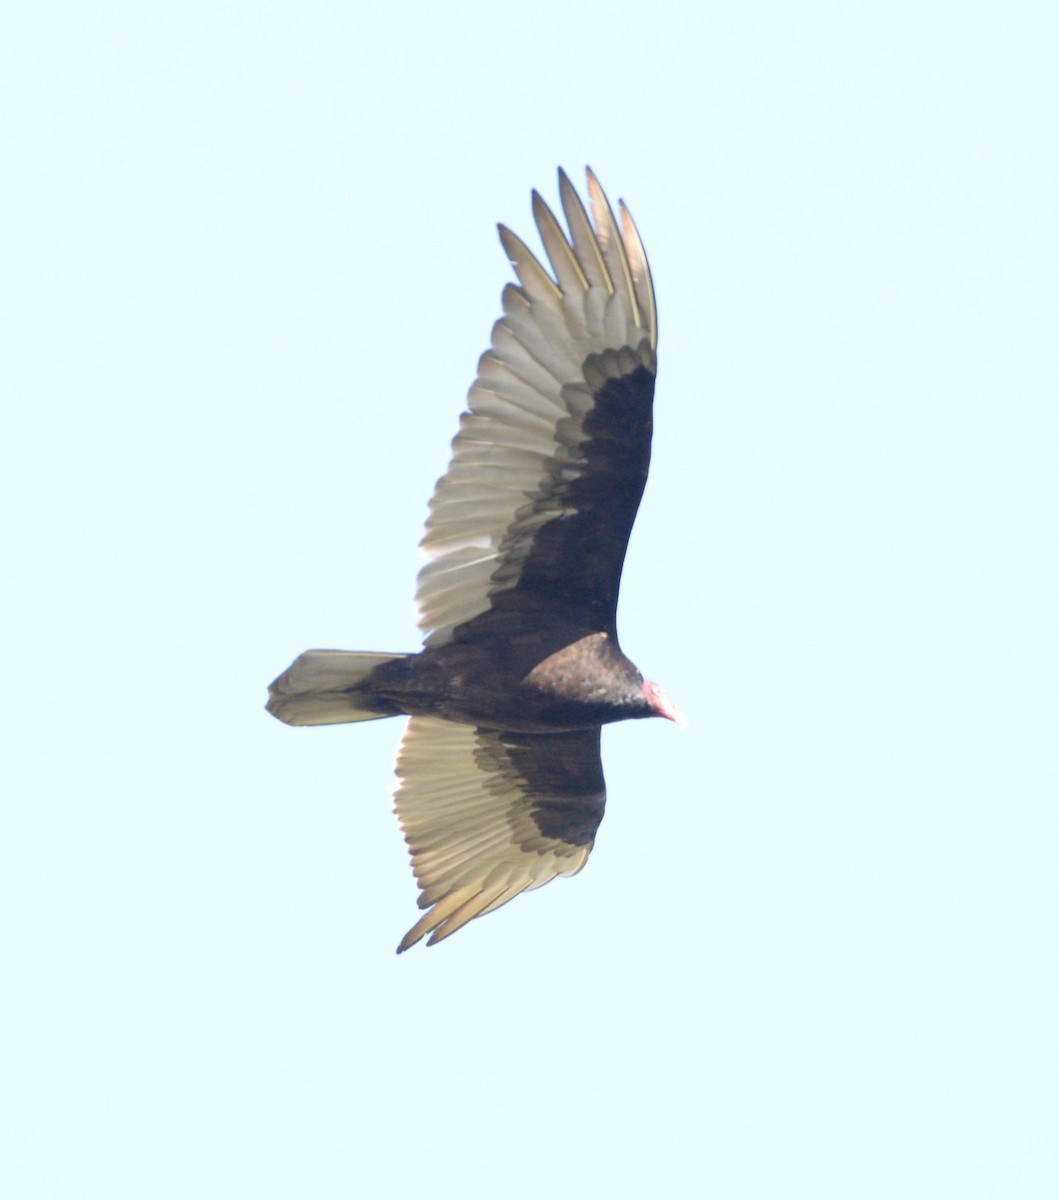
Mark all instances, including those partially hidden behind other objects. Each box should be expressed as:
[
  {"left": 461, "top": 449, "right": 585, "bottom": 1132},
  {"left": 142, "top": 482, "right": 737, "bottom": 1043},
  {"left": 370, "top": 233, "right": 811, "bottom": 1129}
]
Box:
[
  {"left": 415, "top": 169, "right": 658, "bottom": 646},
  {"left": 394, "top": 718, "right": 606, "bottom": 951}
]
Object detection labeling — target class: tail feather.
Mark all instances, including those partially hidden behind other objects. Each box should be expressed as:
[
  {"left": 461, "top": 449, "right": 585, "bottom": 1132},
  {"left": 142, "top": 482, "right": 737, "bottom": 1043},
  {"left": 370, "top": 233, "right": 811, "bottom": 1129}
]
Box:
[{"left": 266, "top": 649, "right": 411, "bottom": 726}]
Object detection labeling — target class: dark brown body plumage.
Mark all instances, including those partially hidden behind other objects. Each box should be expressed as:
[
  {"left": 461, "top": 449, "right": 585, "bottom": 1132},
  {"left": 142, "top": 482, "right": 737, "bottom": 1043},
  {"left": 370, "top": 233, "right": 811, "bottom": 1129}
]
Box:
[{"left": 359, "top": 629, "right": 655, "bottom": 733}]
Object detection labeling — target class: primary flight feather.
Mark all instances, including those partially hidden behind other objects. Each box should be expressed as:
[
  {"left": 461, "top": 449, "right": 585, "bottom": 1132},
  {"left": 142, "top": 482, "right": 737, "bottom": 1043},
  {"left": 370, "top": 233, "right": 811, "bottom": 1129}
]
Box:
[{"left": 267, "top": 168, "right": 683, "bottom": 952}]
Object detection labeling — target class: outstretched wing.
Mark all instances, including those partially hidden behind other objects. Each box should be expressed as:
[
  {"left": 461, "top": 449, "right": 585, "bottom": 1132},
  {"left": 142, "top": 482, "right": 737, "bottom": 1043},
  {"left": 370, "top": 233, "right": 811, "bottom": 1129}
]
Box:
[
  {"left": 416, "top": 168, "right": 658, "bottom": 648},
  {"left": 392, "top": 716, "right": 606, "bottom": 952}
]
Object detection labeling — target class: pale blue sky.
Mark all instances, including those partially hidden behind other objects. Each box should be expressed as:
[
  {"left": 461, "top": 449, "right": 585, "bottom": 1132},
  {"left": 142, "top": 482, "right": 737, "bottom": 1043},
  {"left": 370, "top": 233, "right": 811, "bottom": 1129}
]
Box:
[{"left": 4, "top": 2, "right": 1058, "bottom": 1196}]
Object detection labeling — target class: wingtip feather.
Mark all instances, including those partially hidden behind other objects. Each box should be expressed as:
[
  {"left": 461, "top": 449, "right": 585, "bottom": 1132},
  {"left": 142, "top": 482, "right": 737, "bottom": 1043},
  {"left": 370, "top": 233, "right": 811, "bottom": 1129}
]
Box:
[{"left": 584, "top": 168, "right": 642, "bottom": 333}]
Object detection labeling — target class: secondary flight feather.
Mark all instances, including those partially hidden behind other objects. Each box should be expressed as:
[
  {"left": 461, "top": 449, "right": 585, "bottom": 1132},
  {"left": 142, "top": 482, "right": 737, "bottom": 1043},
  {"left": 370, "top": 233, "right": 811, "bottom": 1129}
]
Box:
[{"left": 267, "top": 168, "right": 683, "bottom": 952}]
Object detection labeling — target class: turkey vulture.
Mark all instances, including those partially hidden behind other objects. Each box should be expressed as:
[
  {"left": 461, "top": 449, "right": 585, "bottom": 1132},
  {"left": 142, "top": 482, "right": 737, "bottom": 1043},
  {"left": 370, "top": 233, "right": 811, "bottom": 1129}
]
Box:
[{"left": 267, "top": 168, "right": 683, "bottom": 952}]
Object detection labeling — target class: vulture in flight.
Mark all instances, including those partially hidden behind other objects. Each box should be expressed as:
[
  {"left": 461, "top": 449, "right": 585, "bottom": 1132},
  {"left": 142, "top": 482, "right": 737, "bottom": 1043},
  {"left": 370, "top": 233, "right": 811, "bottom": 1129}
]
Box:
[{"left": 267, "top": 169, "right": 683, "bottom": 952}]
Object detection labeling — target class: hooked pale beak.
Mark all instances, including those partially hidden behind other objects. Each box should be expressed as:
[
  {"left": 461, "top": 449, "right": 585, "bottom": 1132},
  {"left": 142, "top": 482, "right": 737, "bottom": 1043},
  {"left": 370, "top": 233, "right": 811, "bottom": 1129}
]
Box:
[{"left": 643, "top": 680, "right": 688, "bottom": 727}]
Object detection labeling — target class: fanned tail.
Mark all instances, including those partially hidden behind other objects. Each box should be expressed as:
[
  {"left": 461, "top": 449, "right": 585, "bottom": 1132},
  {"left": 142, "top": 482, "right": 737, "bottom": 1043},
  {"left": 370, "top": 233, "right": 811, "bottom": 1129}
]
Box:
[{"left": 266, "top": 650, "right": 411, "bottom": 726}]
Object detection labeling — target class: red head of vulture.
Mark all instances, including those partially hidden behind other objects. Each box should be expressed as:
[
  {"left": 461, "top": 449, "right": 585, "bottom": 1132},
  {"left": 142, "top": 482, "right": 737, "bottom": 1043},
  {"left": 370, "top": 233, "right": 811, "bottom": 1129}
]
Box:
[{"left": 267, "top": 168, "right": 684, "bottom": 952}]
